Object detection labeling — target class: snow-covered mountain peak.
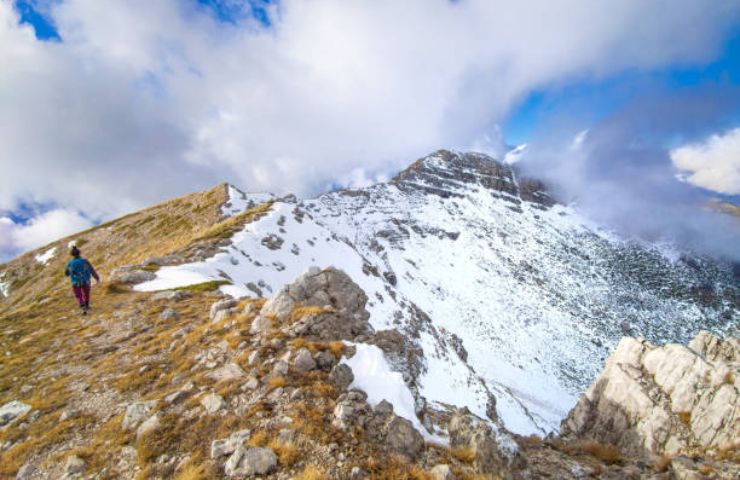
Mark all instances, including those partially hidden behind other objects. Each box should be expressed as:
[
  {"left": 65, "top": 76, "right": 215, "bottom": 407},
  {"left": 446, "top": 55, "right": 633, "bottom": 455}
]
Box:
[
  {"left": 133, "top": 150, "right": 736, "bottom": 436},
  {"left": 389, "top": 149, "right": 554, "bottom": 208}
]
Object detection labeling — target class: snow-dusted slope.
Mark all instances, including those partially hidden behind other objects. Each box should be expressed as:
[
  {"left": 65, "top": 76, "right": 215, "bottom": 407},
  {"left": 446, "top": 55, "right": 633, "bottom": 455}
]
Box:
[{"left": 136, "top": 150, "right": 737, "bottom": 436}]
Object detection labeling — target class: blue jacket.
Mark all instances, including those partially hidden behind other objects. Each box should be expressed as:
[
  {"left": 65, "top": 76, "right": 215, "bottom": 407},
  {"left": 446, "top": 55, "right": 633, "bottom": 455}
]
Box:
[{"left": 65, "top": 257, "right": 99, "bottom": 287}]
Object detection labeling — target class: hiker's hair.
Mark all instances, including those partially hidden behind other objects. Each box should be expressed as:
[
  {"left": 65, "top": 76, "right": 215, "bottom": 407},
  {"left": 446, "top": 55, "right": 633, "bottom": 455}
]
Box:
[{"left": 70, "top": 246, "right": 81, "bottom": 258}]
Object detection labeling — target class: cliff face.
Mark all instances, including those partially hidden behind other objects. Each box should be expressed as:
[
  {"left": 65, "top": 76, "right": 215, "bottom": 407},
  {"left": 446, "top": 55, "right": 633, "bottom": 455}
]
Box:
[{"left": 562, "top": 331, "right": 739, "bottom": 458}]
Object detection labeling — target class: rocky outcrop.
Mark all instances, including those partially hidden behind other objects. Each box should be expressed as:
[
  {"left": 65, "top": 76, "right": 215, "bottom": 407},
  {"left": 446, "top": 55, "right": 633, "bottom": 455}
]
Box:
[
  {"left": 561, "top": 331, "right": 739, "bottom": 457},
  {"left": 253, "top": 266, "right": 373, "bottom": 340},
  {"left": 390, "top": 149, "right": 555, "bottom": 207}
]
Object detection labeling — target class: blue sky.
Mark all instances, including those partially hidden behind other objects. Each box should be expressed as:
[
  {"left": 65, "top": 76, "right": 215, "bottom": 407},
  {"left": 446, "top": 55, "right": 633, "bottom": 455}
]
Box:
[{"left": 2, "top": 0, "right": 739, "bottom": 261}]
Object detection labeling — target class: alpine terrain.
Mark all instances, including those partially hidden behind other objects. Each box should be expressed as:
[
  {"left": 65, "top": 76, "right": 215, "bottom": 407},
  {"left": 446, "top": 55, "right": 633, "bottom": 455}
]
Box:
[{"left": 0, "top": 150, "right": 737, "bottom": 479}]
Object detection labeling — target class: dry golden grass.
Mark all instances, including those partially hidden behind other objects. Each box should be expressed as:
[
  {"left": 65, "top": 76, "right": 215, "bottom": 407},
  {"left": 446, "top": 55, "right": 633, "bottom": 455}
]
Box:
[
  {"left": 578, "top": 441, "right": 622, "bottom": 465},
  {"left": 328, "top": 340, "right": 346, "bottom": 357},
  {"left": 294, "top": 465, "right": 329, "bottom": 480},
  {"left": 267, "top": 376, "right": 287, "bottom": 390},
  {"left": 290, "top": 305, "right": 326, "bottom": 322},
  {"left": 363, "top": 455, "right": 432, "bottom": 480},
  {"left": 248, "top": 430, "right": 270, "bottom": 448},
  {"left": 653, "top": 454, "right": 673, "bottom": 472},
  {"left": 678, "top": 411, "right": 691, "bottom": 427},
  {"left": 269, "top": 439, "right": 298, "bottom": 466},
  {"left": 722, "top": 371, "right": 735, "bottom": 385},
  {"left": 451, "top": 447, "right": 477, "bottom": 463}
]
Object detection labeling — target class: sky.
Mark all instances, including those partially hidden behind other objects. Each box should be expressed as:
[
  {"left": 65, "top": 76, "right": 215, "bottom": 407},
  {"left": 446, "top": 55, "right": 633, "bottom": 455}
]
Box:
[{"left": 1, "top": 0, "right": 739, "bottom": 262}]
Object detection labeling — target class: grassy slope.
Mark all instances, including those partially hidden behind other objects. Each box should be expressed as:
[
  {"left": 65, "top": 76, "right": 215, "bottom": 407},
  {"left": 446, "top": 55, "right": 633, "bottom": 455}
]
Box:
[{"left": 0, "top": 184, "right": 278, "bottom": 477}]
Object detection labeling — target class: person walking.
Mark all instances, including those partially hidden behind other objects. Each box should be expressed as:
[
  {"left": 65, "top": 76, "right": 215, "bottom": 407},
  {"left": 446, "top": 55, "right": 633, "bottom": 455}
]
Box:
[{"left": 64, "top": 244, "right": 100, "bottom": 314}]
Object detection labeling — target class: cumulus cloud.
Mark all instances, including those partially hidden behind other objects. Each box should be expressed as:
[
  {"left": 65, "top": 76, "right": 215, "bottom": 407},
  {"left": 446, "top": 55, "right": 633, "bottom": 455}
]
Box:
[
  {"left": 671, "top": 127, "right": 740, "bottom": 195},
  {"left": 0, "top": 209, "right": 94, "bottom": 259},
  {"left": 1, "top": 0, "right": 739, "bottom": 260},
  {"left": 2, "top": 1, "right": 739, "bottom": 213}
]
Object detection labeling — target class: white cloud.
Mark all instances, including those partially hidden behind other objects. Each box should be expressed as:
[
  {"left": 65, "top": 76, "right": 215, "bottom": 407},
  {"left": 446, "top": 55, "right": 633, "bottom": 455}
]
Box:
[
  {"left": 0, "top": 209, "right": 93, "bottom": 257},
  {"left": 670, "top": 127, "right": 740, "bottom": 195},
  {"left": 0, "top": 0, "right": 738, "bottom": 223}
]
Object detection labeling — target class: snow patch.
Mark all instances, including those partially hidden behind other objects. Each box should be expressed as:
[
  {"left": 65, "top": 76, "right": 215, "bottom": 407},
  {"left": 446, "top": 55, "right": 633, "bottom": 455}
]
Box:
[
  {"left": 342, "top": 343, "right": 444, "bottom": 443},
  {"left": 222, "top": 184, "right": 275, "bottom": 217},
  {"left": 0, "top": 272, "right": 9, "bottom": 298},
  {"left": 35, "top": 247, "right": 57, "bottom": 266}
]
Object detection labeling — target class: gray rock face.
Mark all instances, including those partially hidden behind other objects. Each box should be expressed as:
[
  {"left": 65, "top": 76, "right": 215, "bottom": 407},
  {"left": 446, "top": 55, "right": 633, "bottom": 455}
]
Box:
[
  {"left": 121, "top": 401, "right": 156, "bottom": 430},
  {"left": 293, "top": 347, "right": 317, "bottom": 373},
  {"left": 561, "top": 331, "right": 739, "bottom": 457},
  {"left": 136, "top": 412, "right": 162, "bottom": 438},
  {"left": 211, "top": 429, "right": 251, "bottom": 459},
  {"left": 200, "top": 393, "right": 226, "bottom": 414},
  {"left": 249, "top": 315, "right": 272, "bottom": 335},
  {"left": 64, "top": 455, "right": 86, "bottom": 476},
  {"left": 207, "top": 362, "right": 246, "bottom": 382},
  {"left": 259, "top": 267, "right": 372, "bottom": 340},
  {"left": 0, "top": 401, "right": 31, "bottom": 428},
  {"left": 314, "top": 350, "right": 336, "bottom": 370},
  {"left": 210, "top": 298, "right": 239, "bottom": 321},
  {"left": 448, "top": 409, "right": 521, "bottom": 476},
  {"left": 429, "top": 464, "right": 455, "bottom": 480},
  {"left": 329, "top": 364, "right": 354, "bottom": 390},
  {"left": 110, "top": 267, "right": 156, "bottom": 285},
  {"left": 223, "top": 445, "right": 277, "bottom": 477},
  {"left": 332, "top": 390, "right": 370, "bottom": 430},
  {"left": 390, "top": 149, "right": 554, "bottom": 207},
  {"left": 385, "top": 416, "right": 424, "bottom": 459},
  {"left": 160, "top": 307, "right": 180, "bottom": 321}
]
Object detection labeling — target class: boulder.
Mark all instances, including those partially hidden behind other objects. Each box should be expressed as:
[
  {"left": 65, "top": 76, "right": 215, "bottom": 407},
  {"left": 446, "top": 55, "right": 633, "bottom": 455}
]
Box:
[
  {"left": 293, "top": 348, "right": 317, "bottom": 373},
  {"left": 110, "top": 267, "right": 156, "bottom": 285},
  {"left": 429, "top": 464, "right": 455, "bottom": 480},
  {"left": 0, "top": 400, "right": 31, "bottom": 428},
  {"left": 561, "top": 332, "right": 739, "bottom": 457},
  {"left": 160, "top": 308, "right": 180, "bottom": 321},
  {"left": 210, "top": 298, "right": 238, "bottom": 321},
  {"left": 207, "top": 363, "right": 246, "bottom": 382},
  {"left": 315, "top": 351, "right": 336, "bottom": 370},
  {"left": 249, "top": 315, "right": 272, "bottom": 334},
  {"left": 332, "top": 390, "right": 370, "bottom": 430},
  {"left": 223, "top": 446, "right": 277, "bottom": 477},
  {"left": 200, "top": 393, "right": 226, "bottom": 414},
  {"left": 136, "top": 413, "right": 162, "bottom": 438},
  {"left": 121, "top": 401, "right": 156, "bottom": 430},
  {"left": 64, "top": 455, "right": 86, "bottom": 476},
  {"left": 259, "top": 267, "right": 372, "bottom": 340},
  {"left": 211, "top": 430, "right": 251, "bottom": 459},
  {"left": 385, "top": 416, "right": 424, "bottom": 459},
  {"left": 448, "top": 409, "right": 521, "bottom": 476},
  {"left": 329, "top": 364, "right": 354, "bottom": 390}
]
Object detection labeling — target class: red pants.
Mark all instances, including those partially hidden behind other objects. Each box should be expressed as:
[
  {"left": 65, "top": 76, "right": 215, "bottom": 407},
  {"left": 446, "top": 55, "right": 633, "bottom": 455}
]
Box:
[{"left": 72, "top": 283, "right": 91, "bottom": 306}]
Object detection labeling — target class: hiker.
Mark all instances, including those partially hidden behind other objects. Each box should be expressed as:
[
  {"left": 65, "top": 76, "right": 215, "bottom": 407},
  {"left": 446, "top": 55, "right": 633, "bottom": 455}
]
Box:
[{"left": 64, "top": 245, "right": 100, "bottom": 314}]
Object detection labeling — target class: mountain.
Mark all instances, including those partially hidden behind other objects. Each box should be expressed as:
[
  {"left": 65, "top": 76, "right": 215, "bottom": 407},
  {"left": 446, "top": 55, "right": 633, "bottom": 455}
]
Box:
[
  {"left": 0, "top": 150, "right": 737, "bottom": 479},
  {"left": 131, "top": 149, "right": 736, "bottom": 436}
]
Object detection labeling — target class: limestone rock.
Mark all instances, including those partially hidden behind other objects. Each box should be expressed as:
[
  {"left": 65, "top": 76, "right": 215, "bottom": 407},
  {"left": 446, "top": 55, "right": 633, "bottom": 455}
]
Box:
[
  {"left": 160, "top": 307, "right": 180, "bottom": 321},
  {"left": 64, "top": 455, "right": 86, "bottom": 476},
  {"left": 448, "top": 409, "right": 521, "bottom": 476},
  {"left": 249, "top": 315, "right": 272, "bottom": 334},
  {"left": 136, "top": 412, "right": 162, "bottom": 438},
  {"left": 329, "top": 364, "right": 354, "bottom": 390},
  {"left": 561, "top": 331, "right": 739, "bottom": 457},
  {"left": 386, "top": 416, "right": 424, "bottom": 459},
  {"left": 208, "top": 363, "right": 246, "bottom": 382},
  {"left": 210, "top": 298, "right": 238, "bottom": 321},
  {"left": 429, "top": 464, "right": 455, "bottom": 480},
  {"left": 121, "top": 401, "right": 156, "bottom": 430},
  {"left": 315, "top": 350, "right": 336, "bottom": 370},
  {"left": 293, "top": 347, "right": 317, "bottom": 373},
  {"left": 0, "top": 400, "right": 31, "bottom": 428},
  {"left": 211, "top": 429, "right": 251, "bottom": 459},
  {"left": 223, "top": 445, "right": 277, "bottom": 477},
  {"left": 200, "top": 393, "right": 226, "bottom": 414},
  {"left": 259, "top": 267, "right": 372, "bottom": 340},
  {"left": 110, "top": 267, "right": 156, "bottom": 285},
  {"left": 332, "top": 390, "right": 370, "bottom": 430}
]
